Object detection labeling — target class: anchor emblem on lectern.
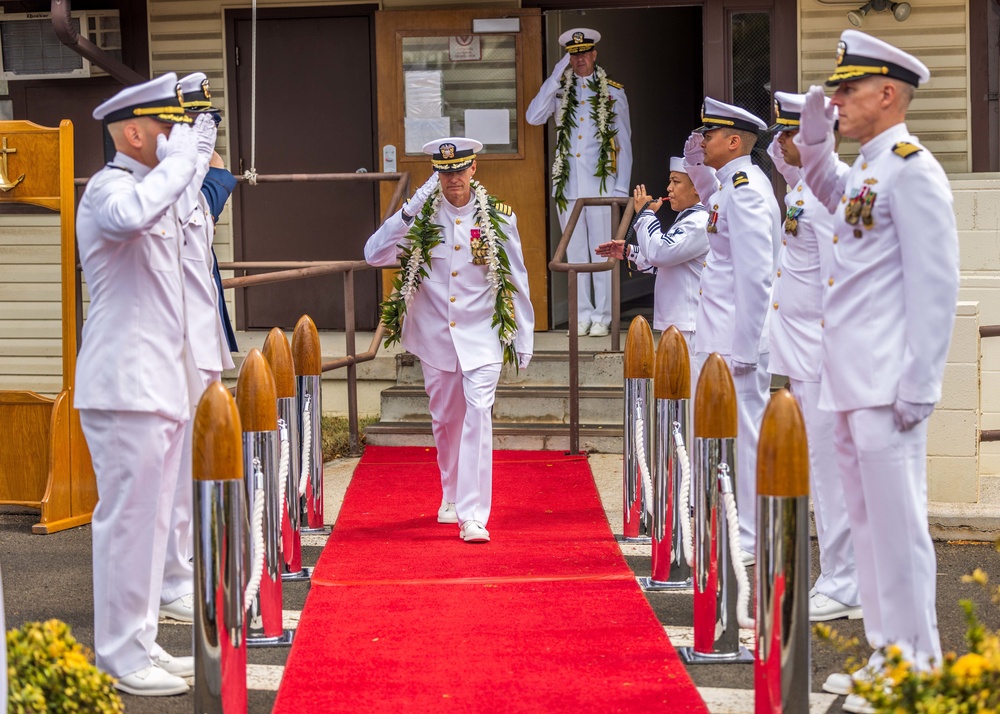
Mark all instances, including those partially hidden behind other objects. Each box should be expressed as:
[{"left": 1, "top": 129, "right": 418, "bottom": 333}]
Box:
[{"left": 0, "top": 137, "right": 26, "bottom": 192}]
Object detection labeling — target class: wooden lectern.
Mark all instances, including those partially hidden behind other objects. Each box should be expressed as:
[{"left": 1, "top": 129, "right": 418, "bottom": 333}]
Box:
[{"left": 0, "top": 120, "right": 97, "bottom": 533}]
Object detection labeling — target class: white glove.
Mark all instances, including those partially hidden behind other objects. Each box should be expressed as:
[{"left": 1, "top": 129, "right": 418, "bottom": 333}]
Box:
[
  {"left": 799, "top": 86, "right": 836, "bottom": 146},
  {"left": 767, "top": 135, "right": 800, "bottom": 186},
  {"left": 892, "top": 399, "right": 934, "bottom": 431},
  {"left": 551, "top": 53, "right": 571, "bottom": 78},
  {"left": 682, "top": 131, "right": 705, "bottom": 166},
  {"left": 403, "top": 172, "right": 440, "bottom": 218},
  {"left": 155, "top": 123, "right": 198, "bottom": 162},
  {"left": 731, "top": 360, "right": 757, "bottom": 377},
  {"left": 682, "top": 132, "right": 719, "bottom": 204},
  {"left": 192, "top": 113, "right": 218, "bottom": 159},
  {"left": 518, "top": 352, "right": 532, "bottom": 370}
]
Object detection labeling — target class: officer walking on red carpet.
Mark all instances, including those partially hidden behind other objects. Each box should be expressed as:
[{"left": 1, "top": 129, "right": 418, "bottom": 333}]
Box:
[
  {"left": 75, "top": 72, "right": 211, "bottom": 696},
  {"left": 365, "top": 138, "right": 534, "bottom": 543},
  {"left": 766, "top": 91, "right": 862, "bottom": 623},
  {"left": 795, "top": 30, "right": 959, "bottom": 714}
]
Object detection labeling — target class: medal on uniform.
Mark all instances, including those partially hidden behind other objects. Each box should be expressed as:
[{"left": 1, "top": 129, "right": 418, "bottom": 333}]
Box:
[
  {"left": 784, "top": 204, "right": 803, "bottom": 236},
  {"left": 860, "top": 189, "right": 877, "bottom": 228},
  {"left": 845, "top": 185, "right": 868, "bottom": 225},
  {"left": 706, "top": 205, "right": 720, "bottom": 234},
  {"left": 469, "top": 228, "right": 489, "bottom": 265}
]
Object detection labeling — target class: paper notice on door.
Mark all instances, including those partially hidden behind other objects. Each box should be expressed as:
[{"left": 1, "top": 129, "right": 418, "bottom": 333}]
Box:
[
  {"left": 404, "top": 117, "right": 451, "bottom": 154},
  {"left": 404, "top": 70, "right": 443, "bottom": 119},
  {"left": 464, "top": 109, "right": 510, "bottom": 146}
]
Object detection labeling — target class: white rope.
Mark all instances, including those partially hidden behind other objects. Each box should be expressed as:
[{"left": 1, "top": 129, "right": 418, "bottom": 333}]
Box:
[
  {"left": 243, "top": 457, "right": 266, "bottom": 613},
  {"left": 634, "top": 404, "right": 654, "bottom": 518},
  {"left": 718, "top": 463, "right": 755, "bottom": 630},
  {"left": 298, "top": 393, "right": 312, "bottom": 498},
  {"left": 672, "top": 421, "right": 695, "bottom": 567},
  {"left": 242, "top": 0, "right": 258, "bottom": 185},
  {"left": 277, "top": 418, "right": 289, "bottom": 526}
]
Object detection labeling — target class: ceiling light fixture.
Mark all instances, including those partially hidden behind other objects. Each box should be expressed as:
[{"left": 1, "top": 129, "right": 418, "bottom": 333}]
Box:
[{"left": 847, "top": 0, "right": 911, "bottom": 27}]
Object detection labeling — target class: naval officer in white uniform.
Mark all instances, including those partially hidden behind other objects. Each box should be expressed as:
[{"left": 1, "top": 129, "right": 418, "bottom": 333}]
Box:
[
  {"left": 683, "top": 98, "right": 781, "bottom": 558},
  {"left": 795, "top": 31, "right": 959, "bottom": 713},
  {"left": 365, "top": 138, "right": 534, "bottom": 543},
  {"left": 76, "top": 73, "right": 213, "bottom": 696},
  {"left": 527, "top": 28, "right": 631, "bottom": 337},
  {"left": 157, "top": 72, "right": 237, "bottom": 626},
  {"left": 766, "top": 91, "right": 861, "bottom": 623}
]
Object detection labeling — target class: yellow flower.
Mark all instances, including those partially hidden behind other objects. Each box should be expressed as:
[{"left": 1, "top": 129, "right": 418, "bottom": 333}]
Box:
[
  {"left": 962, "top": 568, "right": 989, "bottom": 586},
  {"left": 952, "top": 652, "right": 989, "bottom": 682}
]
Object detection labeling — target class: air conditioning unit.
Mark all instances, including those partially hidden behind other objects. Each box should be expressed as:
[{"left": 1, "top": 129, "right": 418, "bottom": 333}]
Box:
[{"left": 0, "top": 10, "right": 122, "bottom": 81}]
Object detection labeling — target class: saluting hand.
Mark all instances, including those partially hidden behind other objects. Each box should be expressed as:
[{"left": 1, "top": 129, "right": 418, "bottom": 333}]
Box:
[
  {"left": 799, "top": 86, "right": 837, "bottom": 146},
  {"left": 155, "top": 123, "right": 198, "bottom": 163},
  {"left": 767, "top": 135, "right": 800, "bottom": 186},
  {"left": 682, "top": 132, "right": 705, "bottom": 166},
  {"left": 551, "top": 53, "right": 571, "bottom": 78},
  {"left": 403, "top": 172, "right": 440, "bottom": 219},
  {"left": 192, "top": 113, "right": 218, "bottom": 159}
]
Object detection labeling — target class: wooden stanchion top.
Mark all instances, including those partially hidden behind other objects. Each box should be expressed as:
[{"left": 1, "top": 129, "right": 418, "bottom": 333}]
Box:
[
  {"left": 292, "top": 314, "right": 322, "bottom": 376},
  {"left": 262, "top": 328, "right": 295, "bottom": 399},
  {"left": 192, "top": 382, "right": 243, "bottom": 481},
  {"left": 236, "top": 348, "right": 277, "bottom": 432},
  {"left": 623, "top": 316, "right": 654, "bottom": 379},
  {"left": 654, "top": 326, "right": 691, "bottom": 400},
  {"left": 757, "top": 388, "right": 809, "bottom": 497},
  {"left": 694, "top": 352, "right": 737, "bottom": 438}
]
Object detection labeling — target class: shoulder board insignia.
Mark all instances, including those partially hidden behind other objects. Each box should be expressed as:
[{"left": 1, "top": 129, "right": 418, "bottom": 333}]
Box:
[
  {"left": 494, "top": 202, "right": 513, "bottom": 216},
  {"left": 732, "top": 171, "right": 749, "bottom": 188},
  {"left": 892, "top": 142, "right": 922, "bottom": 160},
  {"left": 106, "top": 163, "right": 133, "bottom": 173},
  {"left": 607, "top": 79, "right": 624, "bottom": 90}
]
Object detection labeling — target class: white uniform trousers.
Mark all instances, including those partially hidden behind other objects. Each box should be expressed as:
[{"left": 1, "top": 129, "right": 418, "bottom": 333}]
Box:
[
  {"left": 422, "top": 361, "right": 502, "bottom": 526},
  {"left": 789, "top": 378, "right": 859, "bottom": 606},
  {"left": 161, "top": 369, "right": 221, "bottom": 606},
  {"left": 694, "top": 351, "right": 770, "bottom": 553},
  {"left": 834, "top": 406, "right": 941, "bottom": 669},
  {"left": 560, "top": 200, "right": 612, "bottom": 327},
  {"left": 81, "top": 409, "right": 186, "bottom": 677}
]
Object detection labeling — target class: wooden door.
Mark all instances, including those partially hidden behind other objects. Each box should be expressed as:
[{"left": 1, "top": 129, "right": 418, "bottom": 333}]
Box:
[
  {"left": 228, "top": 6, "right": 379, "bottom": 330},
  {"left": 375, "top": 8, "right": 548, "bottom": 329}
]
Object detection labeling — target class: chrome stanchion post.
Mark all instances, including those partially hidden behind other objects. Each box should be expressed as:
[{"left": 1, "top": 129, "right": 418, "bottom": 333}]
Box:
[
  {"left": 640, "top": 326, "right": 692, "bottom": 590},
  {"left": 755, "top": 389, "right": 810, "bottom": 712},
  {"left": 293, "top": 315, "right": 327, "bottom": 535},
  {"left": 263, "top": 328, "right": 310, "bottom": 582},
  {"left": 622, "top": 316, "right": 654, "bottom": 543},
  {"left": 236, "top": 349, "right": 293, "bottom": 647},
  {"left": 193, "top": 382, "right": 247, "bottom": 713},
  {"left": 679, "top": 352, "right": 752, "bottom": 664}
]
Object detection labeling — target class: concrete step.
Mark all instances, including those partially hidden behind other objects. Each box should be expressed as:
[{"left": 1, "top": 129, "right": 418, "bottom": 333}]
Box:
[
  {"left": 365, "top": 421, "right": 623, "bottom": 453},
  {"left": 395, "top": 350, "right": 624, "bottom": 387},
  {"left": 379, "top": 384, "right": 624, "bottom": 425}
]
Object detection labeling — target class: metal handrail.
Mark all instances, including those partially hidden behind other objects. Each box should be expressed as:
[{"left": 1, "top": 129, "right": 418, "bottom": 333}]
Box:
[{"left": 548, "top": 195, "right": 634, "bottom": 454}]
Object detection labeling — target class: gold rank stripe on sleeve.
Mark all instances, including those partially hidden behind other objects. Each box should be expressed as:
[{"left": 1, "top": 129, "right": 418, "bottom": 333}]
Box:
[
  {"left": 607, "top": 79, "right": 624, "bottom": 90},
  {"left": 732, "top": 171, "right": 749, "bottom": 188},
  {"left": 494, "top": 202, "right": 513, "bottom": 216},
  {"left": 892, "top": 141, "right": 922, "bottom": 160}
]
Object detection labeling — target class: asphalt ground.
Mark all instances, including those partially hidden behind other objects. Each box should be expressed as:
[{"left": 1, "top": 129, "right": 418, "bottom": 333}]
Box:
[{"left": 1, "top": 458, "right": 998, "bottom": 713}]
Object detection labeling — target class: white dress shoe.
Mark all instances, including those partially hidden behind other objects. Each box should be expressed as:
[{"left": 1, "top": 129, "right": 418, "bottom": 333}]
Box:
[
  {"left": 159, "top": 593, "right": 194, "bottom": 623},
  {"left": 114, "top": 665, "right": 189, "bottom": 697},
  {"left": 823, "top": 665, "right": 876, "bottom": 696},
  {"left": 460, "top": 520, "right": 490, "bottom": 543},
  {"left": 809, "top": 592, "right": 863, "bottom": 622},
  {"left": 587, "top": 322, "right": 610, "bottom": 337},
  {"left": 569, "top": 321, "right": 591, "bottom": 337},
  {"left": 437, "top": 500, "right": 457, "bottom": 524},
  {"left": 843, "top": 694, "right": 876, "bottom": 714},
  {"left": 152, "top": 651, "right": 194, "bottom": 678},
  {"left": 740, "top": 549, "right": 756, "bottom": 567}
]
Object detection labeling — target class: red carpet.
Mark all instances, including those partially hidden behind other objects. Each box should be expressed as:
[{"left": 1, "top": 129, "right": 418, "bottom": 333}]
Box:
[{"left": 272, "top": 446, "right": 708, "bottom": 713}]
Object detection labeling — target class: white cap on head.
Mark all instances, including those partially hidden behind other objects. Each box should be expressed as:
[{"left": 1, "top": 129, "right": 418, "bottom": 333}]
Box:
[
  {"left": 422, "top": 137, "right": 484, "bottom": 172},
  {"left": 178, "top": 72, "right": 218, "bottom": 112},
  {"left": 93, "top": 72, "right": 191, "bottom": 125},
  {"left": 558, "top": 28, "right": 601, "bottom": 54},
  {"left": 770, "top": 90, "right": 833, "bottom": 132},
  {"left": 827, "top": 29, "right": 930, "bottom": 87},
  {"left": 695, "top": 97, "right": 767, "bottom": 134},
  {"left": 669, "top": 157, "right": 686, "bottom": 174}
]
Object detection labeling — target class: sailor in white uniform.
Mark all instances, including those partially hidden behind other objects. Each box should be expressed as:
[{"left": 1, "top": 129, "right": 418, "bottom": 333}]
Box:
[
  {"left": 75, "top": 73, "right": 213, "bottom": 696},
  {"left": 767, "top": 91, "right": 861, "bottom": 622},
  {"left": 157, "top": 72, "right": 237, "bottom": 627},
  {"left": 683, "top": 98, "right": 781, "bottom": 558},
  {"left": 795, "top": 31, "right": 959, "bottom": 712},
  {"left": 365, "top": 138, "right": 534, "bottom": 543},
  {"left": 527, "top": 28, "right": 631, "bottom": 336}
]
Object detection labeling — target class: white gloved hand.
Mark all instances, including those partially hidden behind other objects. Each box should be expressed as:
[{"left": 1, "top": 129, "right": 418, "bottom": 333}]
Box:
[
  {"left": 551, "top": 53, "right": 571, "bottom": 78},
  {"left": 767, "top": 135, "right": 800, "bottom": 186},
  {"left": 799, "top": 86, "right": 836, "bottom": 146},
  {"left": 683, "top": 131, "right": 705, "bottom": 166},
  {"left": 892, "top": 399, "right": 934, "bottom": 431},
  {"left": 403, "top": 172, "right": 440, "bottom": 218},
  {"left": 517, "top": 352, "right": 532, "bottom": 370},
  {"left": 731, "top": 360, "right": 757, "bottom": 377},
  {"left": 155, "top": 123, "right": 198, "bottom": 162},
  {"left": 192, "top": 113, "right": 218, "bottom": 159}
]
